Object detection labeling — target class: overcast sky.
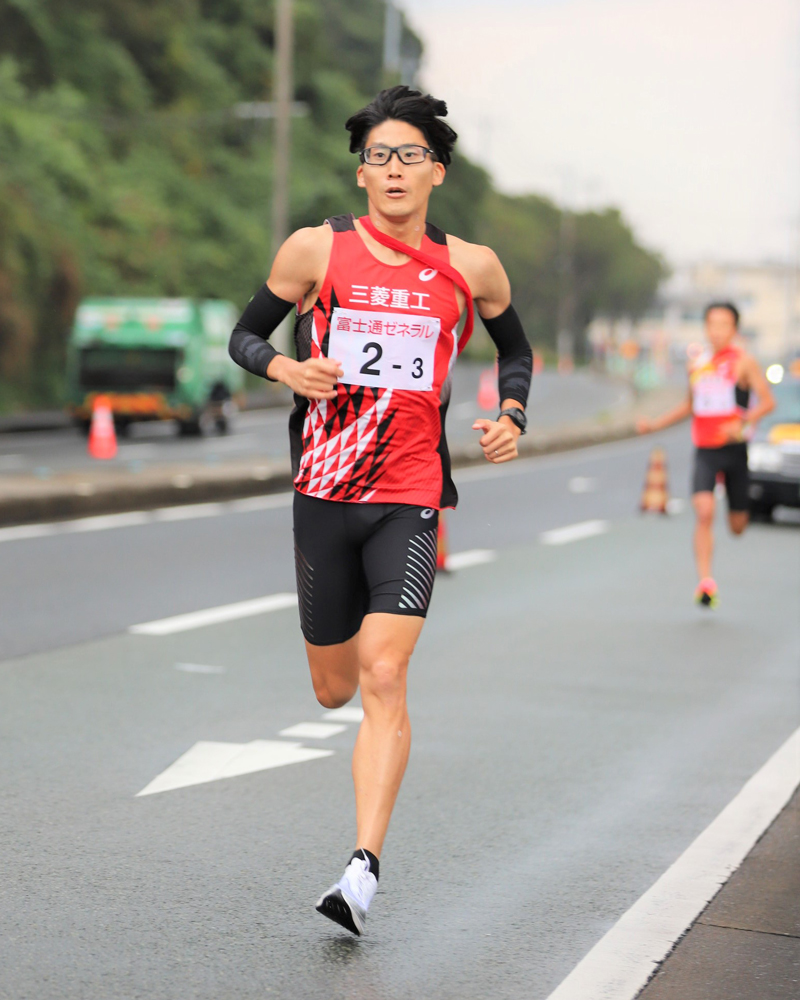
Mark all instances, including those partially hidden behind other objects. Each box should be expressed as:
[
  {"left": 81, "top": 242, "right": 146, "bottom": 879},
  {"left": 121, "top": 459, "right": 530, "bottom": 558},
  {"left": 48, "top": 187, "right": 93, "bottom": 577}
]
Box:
[{"left": 401, "top": 0, "right": 800, "bottom": 267}]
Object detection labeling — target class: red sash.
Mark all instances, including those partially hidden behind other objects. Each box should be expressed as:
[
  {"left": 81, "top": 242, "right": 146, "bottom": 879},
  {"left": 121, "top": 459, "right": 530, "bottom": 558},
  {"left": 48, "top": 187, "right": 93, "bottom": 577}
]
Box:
[{"left": 358, "top": 215, "right": 474, "bottom": 354}]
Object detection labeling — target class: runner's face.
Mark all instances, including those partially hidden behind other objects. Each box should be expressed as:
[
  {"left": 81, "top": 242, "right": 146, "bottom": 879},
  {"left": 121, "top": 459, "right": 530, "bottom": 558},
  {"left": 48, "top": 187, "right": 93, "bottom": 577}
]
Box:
[
  {"left": 356, "top": 120, "right": 445, "bottom": 220},
  {"left": 705, "top": 308, "right": 738, "bottom": 352}
]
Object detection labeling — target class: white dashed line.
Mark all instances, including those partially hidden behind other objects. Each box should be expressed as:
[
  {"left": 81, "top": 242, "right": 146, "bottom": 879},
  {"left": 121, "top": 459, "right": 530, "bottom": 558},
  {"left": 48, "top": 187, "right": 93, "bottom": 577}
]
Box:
[
  {"left": 446, "top": 549, "right": 497, "bottom": 570},
  {"left": 129, "top": 592, "right": 297, "bottom": 635},
  {"left": 322, "top": 706, "right": 364, "bottom": 723},
  {"left": 568, "top": 476, "right": 597, "bottom": 493},
  {"left": 174, "top": 662, "right": 226, "bottom": 674},
  {"left": 278, "top": 722, "right": 347, "bottom": 740},
  {"left": 540, "top": 520, "right": 609, "bottom": 546},
  {"left": 545, "top": 726, "right": 800, "bottom": 1000}
]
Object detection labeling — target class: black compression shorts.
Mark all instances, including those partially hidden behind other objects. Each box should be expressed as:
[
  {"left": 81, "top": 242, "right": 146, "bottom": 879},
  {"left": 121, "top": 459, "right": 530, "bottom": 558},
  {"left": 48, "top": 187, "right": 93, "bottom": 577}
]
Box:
[
  {"left": 293, "top": 490, "right": 440, "bottom": 646},
  {"left": 692, "top": 443, "right": 750, "bottom": 512}
]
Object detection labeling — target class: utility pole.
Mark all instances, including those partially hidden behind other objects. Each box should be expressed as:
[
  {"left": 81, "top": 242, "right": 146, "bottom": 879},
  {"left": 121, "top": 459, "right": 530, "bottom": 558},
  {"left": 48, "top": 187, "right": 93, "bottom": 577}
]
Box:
[
  {"left": 383, "top": 2, "right": 402, "bottom": 84},
  {"left": 272, "top": 0, "right": 294, "bottom": 261},
  {"left": 271, "top": 0, "right": 294, "bottom": 354},
  {"left": 556, "top": 171, "right": 577, "bottom": 372}
]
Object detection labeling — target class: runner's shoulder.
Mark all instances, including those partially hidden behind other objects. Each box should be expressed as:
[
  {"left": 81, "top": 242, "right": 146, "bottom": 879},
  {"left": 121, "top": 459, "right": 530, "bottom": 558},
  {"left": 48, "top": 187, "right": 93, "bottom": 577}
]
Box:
[
  {"left": 282, "top": 224, "right": 334, "bottom": 259},
  {"left": 274, "top": 225, "right": 334, "bottom": 283},
  {"left": 445, "top": 236, "right": 504, "bottom": 292}
]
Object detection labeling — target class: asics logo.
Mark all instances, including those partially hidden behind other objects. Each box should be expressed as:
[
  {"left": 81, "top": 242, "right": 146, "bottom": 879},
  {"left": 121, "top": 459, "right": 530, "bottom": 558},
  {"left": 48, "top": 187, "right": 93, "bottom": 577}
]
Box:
[
  {"left": 420, "top": 508, "right": 435, "bottom": 519},
  {"left": 419, "top": 268, "right": 438, "bottom": 282}
]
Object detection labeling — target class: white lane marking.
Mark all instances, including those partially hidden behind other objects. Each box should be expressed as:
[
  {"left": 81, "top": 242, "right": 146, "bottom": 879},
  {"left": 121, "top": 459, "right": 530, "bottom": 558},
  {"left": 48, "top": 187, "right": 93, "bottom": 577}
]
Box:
[
  {"left": 568, "top": 476, "right": 597, "bottom": 493},
  {"left": 540, "top": 520, "right": 609, "bottom": 545},
  {"left": 135, "top": 739, "right": 332, "bottom": 796},
  {"left": 174, "top": 662, "right": 226, "bottom": 674},
  {"left": 0, "top": 491, "right": 294, "bottom": 545},
  {"left": 68, "top": 511, "right": 151, "bottom": 532},
  {"left": 322, "top": 706, "right": 364, "bottom": 723},
  {"left": 129, "top": 592, "right": 297, "bottom": 635},
  {"left": 0, "top": 523, "right": 58, "bottom": 542},
  {"left": 446, "top": 548, "right": 497, "bottom": 570},
  {"left": 278, "top": 722, "right": 347, "bottom": 739},
  {"left": 545, "top": 726, "right": 800, "bottom": 1000},
  {"left": 153, "top": 502, "right": 226, "bottom": 521}
]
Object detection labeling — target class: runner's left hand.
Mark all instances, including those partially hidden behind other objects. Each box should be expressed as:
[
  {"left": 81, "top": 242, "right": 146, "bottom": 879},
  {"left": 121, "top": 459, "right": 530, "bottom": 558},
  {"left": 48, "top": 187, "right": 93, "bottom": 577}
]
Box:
[
  {"left": 719, "top": 417, "right": 744, "bottom": 443},
  {"left": 472, "top": 419, "right": 520, "bottom": 463}
]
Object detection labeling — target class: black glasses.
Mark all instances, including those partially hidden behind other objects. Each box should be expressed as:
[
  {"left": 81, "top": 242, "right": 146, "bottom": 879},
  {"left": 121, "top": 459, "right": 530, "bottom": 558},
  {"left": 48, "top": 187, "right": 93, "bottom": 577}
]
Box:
[{"left": 359, "top": 144, "right": 435, "bottom": 166}]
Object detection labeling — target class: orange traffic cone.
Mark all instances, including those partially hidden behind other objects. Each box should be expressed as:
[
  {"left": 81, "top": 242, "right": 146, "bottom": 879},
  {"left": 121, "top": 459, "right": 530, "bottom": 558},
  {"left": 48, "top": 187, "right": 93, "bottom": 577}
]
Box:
[
  {"left": 477, "top": 367, "right": 499, "bottom": 411},
  {"left": 640, "top": 446, "right": 669, "bottom": 513},
  {"left": 88, "top": 395, "right": 117, "bottom": 459},
  {"left": 436, "top": 514, "right": 449, "bottom": 572}
]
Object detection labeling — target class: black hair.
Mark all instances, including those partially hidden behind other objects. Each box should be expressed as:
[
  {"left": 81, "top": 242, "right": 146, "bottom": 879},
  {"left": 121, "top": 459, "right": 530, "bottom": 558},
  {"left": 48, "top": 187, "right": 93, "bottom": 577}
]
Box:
[
  {"left": 345, "top": 85, "right": 458, "bottom": 166},
  {"left": 704, "top": 301, "right": 740, "bottom": 326}
]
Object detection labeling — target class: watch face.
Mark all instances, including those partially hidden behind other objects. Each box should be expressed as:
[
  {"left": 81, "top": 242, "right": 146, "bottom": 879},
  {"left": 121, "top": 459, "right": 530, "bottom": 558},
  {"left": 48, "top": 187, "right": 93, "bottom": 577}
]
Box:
[{"left": 503, "top": 408, "right": 526, "bottom": 429}]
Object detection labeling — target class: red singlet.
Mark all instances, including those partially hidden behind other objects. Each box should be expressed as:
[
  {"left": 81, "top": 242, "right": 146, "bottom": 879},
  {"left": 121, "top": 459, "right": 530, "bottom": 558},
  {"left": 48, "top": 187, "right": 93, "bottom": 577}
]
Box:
[
  {"left": 690, "top": 345, "right": 745, "bottom": 448},
  {"left": 289, "top": 214, "right": 462, "bottom": 509}
]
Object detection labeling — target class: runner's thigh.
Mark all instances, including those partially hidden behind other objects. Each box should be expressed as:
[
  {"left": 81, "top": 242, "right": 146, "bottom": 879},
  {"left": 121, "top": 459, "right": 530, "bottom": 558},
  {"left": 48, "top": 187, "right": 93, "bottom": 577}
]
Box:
[
  {"left": 362, "top": 505, "right": 439, "bottom": 618},
  {"left": 293, "top": 490, "right": 368, "bottom": 645},
  {"left": 692, "top": 448, "right": 719, "bottom": 495},
  {"left": 722, "top": 444, "right": 750, "bottom": 512}
]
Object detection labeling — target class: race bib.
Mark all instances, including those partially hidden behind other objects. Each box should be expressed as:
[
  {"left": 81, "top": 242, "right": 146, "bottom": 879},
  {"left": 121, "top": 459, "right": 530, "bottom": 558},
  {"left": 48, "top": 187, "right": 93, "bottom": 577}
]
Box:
[
  {"left": 328, "top": 308, "right": 440, "bottom": 392},
  {"left": 693, "top": 374, "right": 736, "bottom": 416}
]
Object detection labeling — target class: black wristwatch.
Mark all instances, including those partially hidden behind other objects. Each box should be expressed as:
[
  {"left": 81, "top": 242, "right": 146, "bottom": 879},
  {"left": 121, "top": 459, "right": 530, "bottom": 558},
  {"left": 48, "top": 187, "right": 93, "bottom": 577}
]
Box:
[{"left": 498, "top": 407, "right": 527, "bottom": 435}]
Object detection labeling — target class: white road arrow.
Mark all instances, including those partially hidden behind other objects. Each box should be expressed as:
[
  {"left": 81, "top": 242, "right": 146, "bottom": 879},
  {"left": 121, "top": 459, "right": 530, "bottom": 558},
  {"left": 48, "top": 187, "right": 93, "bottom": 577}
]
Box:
[{"left": 136, "top": 739, "right": 333, "bottom": 796}]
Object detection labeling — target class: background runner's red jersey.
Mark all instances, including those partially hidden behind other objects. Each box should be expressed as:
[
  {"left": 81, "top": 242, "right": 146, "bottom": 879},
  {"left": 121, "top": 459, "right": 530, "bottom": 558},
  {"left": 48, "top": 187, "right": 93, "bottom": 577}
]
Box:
[
  {"left": 290, "top": 214, "right": 462, "bottom": 509},
  {"left": 690, "top": 345, "right": 746, "bottom": 448}
]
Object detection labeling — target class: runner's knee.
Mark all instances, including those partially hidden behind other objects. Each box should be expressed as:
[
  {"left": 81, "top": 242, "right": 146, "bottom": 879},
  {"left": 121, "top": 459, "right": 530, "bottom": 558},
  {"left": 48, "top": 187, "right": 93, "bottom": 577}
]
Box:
[
  {"left": 311, "top": 675, "right": 358, "bottom": 710},
  {"left": 360, "top": 654, "right": 408, "bottom": 707},
  {"left": 729, "top": 512, "right": 748, "bottom": 535},
  {"left": 693, "top": 494, "right": 714, "bottom": 525}
]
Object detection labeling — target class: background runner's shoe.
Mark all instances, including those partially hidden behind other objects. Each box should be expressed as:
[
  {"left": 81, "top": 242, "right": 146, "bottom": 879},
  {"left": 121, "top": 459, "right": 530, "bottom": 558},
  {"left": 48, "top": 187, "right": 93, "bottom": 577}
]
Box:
[
  {"left": 695, "top": 577, "right": 718, "bottom": 608},
  {"left": 315, "top": 853, "right": 377, "bottom": 936}
]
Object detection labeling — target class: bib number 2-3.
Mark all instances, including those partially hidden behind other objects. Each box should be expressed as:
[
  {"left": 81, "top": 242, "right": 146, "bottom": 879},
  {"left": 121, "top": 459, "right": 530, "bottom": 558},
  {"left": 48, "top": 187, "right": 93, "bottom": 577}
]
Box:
[
  {"left": 329, "top": 307, "right": 439, "bottom": 392},
  {"left": 359, "top": 343, "right": 424, "bottom": 380}
]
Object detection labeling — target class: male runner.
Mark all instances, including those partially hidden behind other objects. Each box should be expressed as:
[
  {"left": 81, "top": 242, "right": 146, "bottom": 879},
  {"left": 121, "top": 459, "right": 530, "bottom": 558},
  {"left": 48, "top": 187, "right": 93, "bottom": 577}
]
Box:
[
  {"left": 229, "top": 85, "right": 532, "bottom": 934},
  {"left": 637, "top": 302, "right": 774, "bottom": 606}
]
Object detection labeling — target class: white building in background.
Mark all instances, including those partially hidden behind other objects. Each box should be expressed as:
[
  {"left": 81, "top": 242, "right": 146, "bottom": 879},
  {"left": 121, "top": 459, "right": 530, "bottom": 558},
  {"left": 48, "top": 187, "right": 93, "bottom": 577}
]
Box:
[{"left": 590, "top": 261, "right": 800, "bottom": 364}]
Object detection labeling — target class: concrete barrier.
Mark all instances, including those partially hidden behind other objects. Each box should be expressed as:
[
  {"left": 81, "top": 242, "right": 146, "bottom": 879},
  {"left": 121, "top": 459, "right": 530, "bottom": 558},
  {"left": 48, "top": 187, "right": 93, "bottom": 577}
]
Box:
[{"left": 0, "top": 385, "right": 685, "bottom": 527}]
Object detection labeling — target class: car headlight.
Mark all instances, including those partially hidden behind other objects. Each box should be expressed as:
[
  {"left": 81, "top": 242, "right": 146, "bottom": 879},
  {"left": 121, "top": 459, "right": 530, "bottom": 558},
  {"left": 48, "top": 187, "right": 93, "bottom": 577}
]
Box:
[{"left": 748, "top": 443, "right": 783, "bottom": 473}]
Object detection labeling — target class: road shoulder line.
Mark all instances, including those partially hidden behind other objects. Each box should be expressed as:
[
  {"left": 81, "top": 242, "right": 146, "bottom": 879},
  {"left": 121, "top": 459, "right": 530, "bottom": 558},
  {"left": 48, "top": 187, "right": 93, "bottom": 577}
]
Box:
[{"left": 545, "top": 725, "right": 800, "bottom": 1000}]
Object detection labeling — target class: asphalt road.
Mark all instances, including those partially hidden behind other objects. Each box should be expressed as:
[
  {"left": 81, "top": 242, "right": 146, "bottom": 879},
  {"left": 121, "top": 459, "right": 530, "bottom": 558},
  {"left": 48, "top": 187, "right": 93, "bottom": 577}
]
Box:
[
  {"left": 1, "top": 428, "right": 798, "bottom": 1000},
  {"left": 0, "top": 367, "right": 630, "bottom": 478}
]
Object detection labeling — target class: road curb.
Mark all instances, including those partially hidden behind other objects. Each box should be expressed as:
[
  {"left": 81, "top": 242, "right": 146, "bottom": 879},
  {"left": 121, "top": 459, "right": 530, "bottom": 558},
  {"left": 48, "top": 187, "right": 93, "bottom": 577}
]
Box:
[{"left": 0, "top": 385, "right": 684, "bottom": 527}]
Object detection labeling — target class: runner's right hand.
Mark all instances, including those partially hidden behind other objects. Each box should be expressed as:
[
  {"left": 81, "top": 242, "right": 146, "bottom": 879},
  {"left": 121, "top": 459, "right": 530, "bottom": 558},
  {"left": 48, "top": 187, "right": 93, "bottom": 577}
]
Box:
[
  {"left": 636, "top": 417, "right": 653, "bottom": 434},
  {"left": 275, "top": 357, "right": 343, "bottom": 400}
]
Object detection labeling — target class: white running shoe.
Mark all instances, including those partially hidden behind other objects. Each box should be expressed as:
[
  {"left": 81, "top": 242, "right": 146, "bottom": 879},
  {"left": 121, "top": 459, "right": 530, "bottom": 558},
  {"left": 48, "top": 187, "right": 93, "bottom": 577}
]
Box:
[{"left": 315, "top": 852, "right": 378, "bottom": 936}]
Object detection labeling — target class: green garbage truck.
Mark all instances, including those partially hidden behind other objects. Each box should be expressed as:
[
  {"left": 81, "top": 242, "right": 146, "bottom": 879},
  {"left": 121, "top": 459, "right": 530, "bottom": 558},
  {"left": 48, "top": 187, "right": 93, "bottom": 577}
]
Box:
[{"left": 66, "top": 297, "right": 245, "bottom": 435}]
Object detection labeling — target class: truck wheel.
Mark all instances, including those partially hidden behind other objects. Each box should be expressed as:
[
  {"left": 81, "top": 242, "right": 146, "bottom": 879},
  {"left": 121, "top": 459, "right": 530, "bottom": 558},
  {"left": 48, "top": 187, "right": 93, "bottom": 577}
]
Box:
[{"left": 178, "top": 417, "right": 203, "bottom": 437}]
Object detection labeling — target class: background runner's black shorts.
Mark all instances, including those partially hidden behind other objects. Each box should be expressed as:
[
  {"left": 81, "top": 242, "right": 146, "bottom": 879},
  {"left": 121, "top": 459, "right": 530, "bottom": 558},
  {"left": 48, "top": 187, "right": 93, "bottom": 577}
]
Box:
[
  {"left": 692, "top": 443, "right": 750, "bottom": 511},
  {"left": 293, "top": 490, "right": 440, "bottom": 646}
]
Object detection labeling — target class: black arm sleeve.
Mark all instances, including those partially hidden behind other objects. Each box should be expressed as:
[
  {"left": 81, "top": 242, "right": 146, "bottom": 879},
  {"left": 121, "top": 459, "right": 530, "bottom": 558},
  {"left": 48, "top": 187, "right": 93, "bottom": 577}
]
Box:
[
  {"left": 228, "top": 284, "right": 295, "bottom": 381},
  {"left": 481, "top": 303, "right": 533, "bottom": 408}
]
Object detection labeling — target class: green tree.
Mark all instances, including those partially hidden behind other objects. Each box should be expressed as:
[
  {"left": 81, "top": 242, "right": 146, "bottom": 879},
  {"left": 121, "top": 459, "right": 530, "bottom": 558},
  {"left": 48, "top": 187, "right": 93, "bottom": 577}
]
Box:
[{"left": 0, "top": 0, "right": 665, "bottom": 409}]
